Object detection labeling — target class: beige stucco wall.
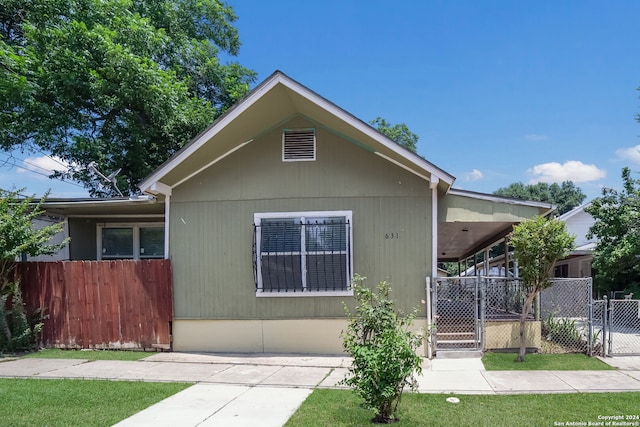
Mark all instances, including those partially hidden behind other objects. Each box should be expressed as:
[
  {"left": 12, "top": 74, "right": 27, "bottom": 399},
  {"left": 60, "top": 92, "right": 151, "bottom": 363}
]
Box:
[
  {"left": 173, "top": 318, "right": 428, "bottom": 356},
  {"left": 484, "top": 321, "right": 541, "bottom": 350}
]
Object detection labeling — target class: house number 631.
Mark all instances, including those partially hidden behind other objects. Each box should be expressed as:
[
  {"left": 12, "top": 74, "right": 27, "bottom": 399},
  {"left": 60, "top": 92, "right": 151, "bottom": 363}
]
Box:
[{"left": 385, "top": 233, "right": 399, "bottom": 239}]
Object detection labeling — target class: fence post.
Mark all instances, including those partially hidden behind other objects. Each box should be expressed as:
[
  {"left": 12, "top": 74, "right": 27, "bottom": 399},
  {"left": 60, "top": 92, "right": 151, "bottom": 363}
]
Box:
[
  {"left": 431, "top": 278, "right": 438, "bottom": 356},
  {"left": 473, "top": 276, "right": 478, "bottom": 350},
  {"left": 588, "top": 284, "right": 593, "bottom": 357},
  {"left": 425, "top": 277, "right": 433, "bottom": 359},
  {"left": 478, "top": 277, "right": 486, "bottom": 351},
  {"left": 603, "top": 295, "right": 609, "bottom": 357}
]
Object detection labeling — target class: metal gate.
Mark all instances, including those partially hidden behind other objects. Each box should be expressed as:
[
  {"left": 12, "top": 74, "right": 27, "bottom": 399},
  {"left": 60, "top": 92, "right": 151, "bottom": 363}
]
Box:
[
  {"left": 431, "top": 277, "right": 482, "bottom": 351},
  {"left": 429, "top": 276, "right": 599, "bottom": 356},
  {"left": 594, "top": 296, "right": 640, "bottom": 356}
]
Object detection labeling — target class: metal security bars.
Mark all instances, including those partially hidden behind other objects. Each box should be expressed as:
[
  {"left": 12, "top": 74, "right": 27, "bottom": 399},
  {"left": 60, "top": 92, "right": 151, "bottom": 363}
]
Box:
[{"left": 253, "top": 214, "right": 352, "bottom": 293}]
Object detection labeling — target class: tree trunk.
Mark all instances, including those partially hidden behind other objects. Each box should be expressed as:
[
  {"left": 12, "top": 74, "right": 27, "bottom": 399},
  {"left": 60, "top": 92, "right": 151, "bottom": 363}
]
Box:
[{"left": 517, "top": 292, "right": 537, "bottom": 362}]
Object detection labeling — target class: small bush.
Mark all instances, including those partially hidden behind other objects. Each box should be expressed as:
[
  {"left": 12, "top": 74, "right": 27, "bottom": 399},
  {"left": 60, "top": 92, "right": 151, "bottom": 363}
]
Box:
[
  {"left": 340, "top": 275, "right": 424, "bottom": 424},
  {"left": 542, "top": 314, "right": 583, "bottom": 351},
  {"left": 0, "top": 281, "right": 45, "bottom": 353}
]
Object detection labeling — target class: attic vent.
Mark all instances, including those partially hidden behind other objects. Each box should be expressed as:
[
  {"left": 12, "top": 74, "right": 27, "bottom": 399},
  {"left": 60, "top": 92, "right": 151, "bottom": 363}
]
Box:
[{"left": 283, "top": 128, "right": 316, "bottom": 161}]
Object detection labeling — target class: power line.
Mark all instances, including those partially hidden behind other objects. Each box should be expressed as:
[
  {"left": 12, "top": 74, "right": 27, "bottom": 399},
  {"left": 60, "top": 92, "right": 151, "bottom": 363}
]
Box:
[
  {"left": 0, "top": 152, "right": 87, "bottom": 189},
  {"left": 34, "top": 149, "right": 69, "bottom": 169}
]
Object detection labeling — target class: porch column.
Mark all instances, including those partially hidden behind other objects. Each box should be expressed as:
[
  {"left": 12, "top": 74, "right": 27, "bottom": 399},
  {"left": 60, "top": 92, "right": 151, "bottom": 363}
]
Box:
[
  {"left": 164, "top": 194, "right": 171, "bottom": 259},
  {"left": 430, "top": 177, "right": 439, "bottom": 278},
  {"left": 504, "top": 239, "right": 509, "bottom": 277},
  {"left": 149, "top": 181, "right": 172, "bottom": 259}
]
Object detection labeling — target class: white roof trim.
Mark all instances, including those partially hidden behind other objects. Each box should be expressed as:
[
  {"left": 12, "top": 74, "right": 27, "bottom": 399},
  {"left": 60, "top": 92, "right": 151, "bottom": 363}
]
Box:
[
  {"left": 42, "top": 198, "right": 158, "bottom": 208},
  {"left": 374, "top": 151, "right": 430, "bottom": 182},
  {"left": 139, "top": 71, "right": 454, "bottom": 193},
  {"left": 448, "top": 187, "right": 555, "bottom": 210},
  {"left": 273, "top": 74, "right": 454, "bottom": 185},
  {"left": 557, "top": 201, "right": 593, "bottom": 221},
  {"left": 172, "top": 139, "right": 254, "bottom": 190},
  {"left": 138, "top": 75, "right": 283, "bottom": 192}
]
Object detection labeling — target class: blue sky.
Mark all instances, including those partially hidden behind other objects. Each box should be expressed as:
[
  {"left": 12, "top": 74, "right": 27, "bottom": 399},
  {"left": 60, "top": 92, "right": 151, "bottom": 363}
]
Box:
[{"left": 2, "top": 0, "right": 639, "bottom": 201}]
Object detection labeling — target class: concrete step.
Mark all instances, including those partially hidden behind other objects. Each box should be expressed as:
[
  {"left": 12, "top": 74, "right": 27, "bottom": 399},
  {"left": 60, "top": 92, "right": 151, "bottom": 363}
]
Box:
[
  {"left": 436, "top": 339, "right": 479, "bottom": 345},
  {"left": 435, "top": 350, "right": 484, "bottom": 359}
]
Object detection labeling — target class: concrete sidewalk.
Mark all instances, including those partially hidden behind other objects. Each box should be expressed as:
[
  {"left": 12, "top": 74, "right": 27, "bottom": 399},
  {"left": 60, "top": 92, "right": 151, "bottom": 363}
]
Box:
[{"left": 0, "top": 353, "right": 639, "bottom": 426}]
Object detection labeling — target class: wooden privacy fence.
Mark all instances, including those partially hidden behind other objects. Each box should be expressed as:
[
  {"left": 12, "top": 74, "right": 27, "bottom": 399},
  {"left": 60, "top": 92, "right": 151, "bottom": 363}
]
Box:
[{"left": 15, "top": 260, "right": 173, "bottom": 350}]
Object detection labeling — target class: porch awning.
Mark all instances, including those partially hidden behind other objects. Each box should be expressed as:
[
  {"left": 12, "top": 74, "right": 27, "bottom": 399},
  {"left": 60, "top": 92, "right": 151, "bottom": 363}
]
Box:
[{"left": 438, "top": 189, "right": 553, "bottom": 262}]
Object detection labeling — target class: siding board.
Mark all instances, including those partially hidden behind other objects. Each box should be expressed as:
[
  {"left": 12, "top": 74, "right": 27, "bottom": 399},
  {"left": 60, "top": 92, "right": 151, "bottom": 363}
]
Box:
[{"left": 171, "top": 116, "right": 433, "bottom": 321}]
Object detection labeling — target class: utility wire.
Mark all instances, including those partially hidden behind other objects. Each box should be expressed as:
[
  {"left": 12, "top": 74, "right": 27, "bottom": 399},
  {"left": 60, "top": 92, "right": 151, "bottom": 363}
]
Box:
[{"left": 0, "top": 152, "right": 86, "bottom": 189}]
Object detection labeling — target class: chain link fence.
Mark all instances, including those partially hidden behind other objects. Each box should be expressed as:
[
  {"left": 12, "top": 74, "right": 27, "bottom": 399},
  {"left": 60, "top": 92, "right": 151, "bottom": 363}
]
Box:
[
  {"left": 538, "top": 278, "right": 594, "bottom": 354},
  {"left": 432, "top": 277, "right": 480, "bottom": 350},
  {"left": 606, "top": 298, "right": 640, "bottom": 356},
  {"left": 430, "top": 277, "right": 595, "bottom": 355},
  {"left": 591, "top": 299, "right": 607, "bottom": 357}
]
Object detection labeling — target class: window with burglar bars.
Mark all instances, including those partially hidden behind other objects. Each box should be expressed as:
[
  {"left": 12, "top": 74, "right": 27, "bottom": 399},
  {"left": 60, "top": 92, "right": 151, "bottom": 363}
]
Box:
[{"left": 253, "top": 211, "right": 352, "bottom": 294}]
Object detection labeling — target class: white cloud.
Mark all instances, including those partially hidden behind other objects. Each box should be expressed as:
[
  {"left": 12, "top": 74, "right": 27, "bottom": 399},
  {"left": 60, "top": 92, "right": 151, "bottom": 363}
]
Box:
[
  {"left": 527, "top": 161, "right": 606, "bottom": 183},
  {"left": 464, "top": 169, "right": 484, "bottom": 181},
  {"left": 615, "top": 145, "right": 640, "bottom": 164},
  {"left": 18, "top": 155, "right": 70, "bottom": 175},
  {"left": 524, "top": 134, "right": 548, "bottom": 142}
]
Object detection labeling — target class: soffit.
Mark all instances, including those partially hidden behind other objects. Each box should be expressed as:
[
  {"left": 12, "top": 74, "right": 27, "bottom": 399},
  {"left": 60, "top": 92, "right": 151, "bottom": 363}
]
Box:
[{"left": 437, "top": 190, "right": 553, "bottom": 261}]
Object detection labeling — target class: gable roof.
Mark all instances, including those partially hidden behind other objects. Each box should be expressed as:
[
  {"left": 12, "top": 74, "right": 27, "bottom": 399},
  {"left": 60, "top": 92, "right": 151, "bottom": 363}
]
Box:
[
  {"left": 138, "top": 70, "right": 455, "bottom": 195},
  {"left": 556, "top": 201, "right": 593, "bottom": 222}
]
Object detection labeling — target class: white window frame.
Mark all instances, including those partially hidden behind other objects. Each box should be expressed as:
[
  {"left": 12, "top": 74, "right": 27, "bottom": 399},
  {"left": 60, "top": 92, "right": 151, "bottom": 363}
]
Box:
[
  {"left": 97, "top": 222, "right": 165, "bottom": 260},
  {"left": 254, "top": 210, "right": 353, "bottom": 297}
]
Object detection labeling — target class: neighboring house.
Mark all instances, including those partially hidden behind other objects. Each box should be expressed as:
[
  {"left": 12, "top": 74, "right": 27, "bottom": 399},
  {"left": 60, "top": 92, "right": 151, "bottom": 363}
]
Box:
[
  {"left": 553, "top": 202, "right": 595, "bottom": 278},
  {"left": 35, "top": 197, "right": 165, "bottom": 261},
  {"left": 38, "top": 71, "right": 552, "bottom": 355},
  {"left": 25, "top": 214, "right": 69, "bottom": 261}
]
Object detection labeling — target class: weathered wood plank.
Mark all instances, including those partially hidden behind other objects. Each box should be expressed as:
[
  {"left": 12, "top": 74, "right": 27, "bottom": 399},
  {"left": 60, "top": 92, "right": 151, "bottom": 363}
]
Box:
[{"left": 15, "top": 260, "right": 173, "bottom": 349}]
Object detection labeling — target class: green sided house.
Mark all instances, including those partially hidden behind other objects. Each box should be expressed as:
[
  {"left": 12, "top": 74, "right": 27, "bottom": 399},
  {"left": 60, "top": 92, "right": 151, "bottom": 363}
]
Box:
[{"left": 132, "top": 70, "right": 551, "bottom": 355}]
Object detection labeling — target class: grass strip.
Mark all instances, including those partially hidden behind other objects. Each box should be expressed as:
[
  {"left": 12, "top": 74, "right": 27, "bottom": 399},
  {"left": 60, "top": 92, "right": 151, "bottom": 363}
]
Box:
[
  {"left": 481, "top": 352, "right": 615, "bottom": 370},
  {"left": 0, "top": 378, "right": 190, "bottom": 427},
  {"left": 286, "top": 389, "right": 640, "bottom": 427},
  {"left": 20, "top": 348, "right": 154, "bottom": 361}
]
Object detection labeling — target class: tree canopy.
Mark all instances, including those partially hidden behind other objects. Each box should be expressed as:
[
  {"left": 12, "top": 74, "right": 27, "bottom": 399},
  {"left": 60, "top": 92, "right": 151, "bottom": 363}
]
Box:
[
  {"left": 510, "top": 215, "right": 574, "bottom": 361},
  {"left": 0, "top": 189, "right": 67, "bottom": 286},
  {"left": 586, "top": 167, "right": 640, "bottom": 296},
  {"left": 1, "top": 0, "right": 256, "bottom": 196},
  {"left": 493, "top": 181, "right": 586, "bottom": 216},
  {"left": 370, "top": 117, "right": 419, "bottom": 153}
]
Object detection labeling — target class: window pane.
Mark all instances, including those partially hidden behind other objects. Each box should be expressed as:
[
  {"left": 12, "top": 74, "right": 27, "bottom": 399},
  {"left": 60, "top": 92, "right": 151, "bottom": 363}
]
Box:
[
  {"left": 260, "top": 255, "right": 303, "bottom": 291},
  {"left": 307, "top": 254, "right": 348, "bottom": 291},
  {"left": 260, "top": 218, "right": 301, "bottom": 252},
  {"left": 140, "top": 227, "right": 164, "bottom": 258},
  {"left": 102, "top": 228, "right": 133, "bottom": 258},
  {"left": 305, "top": 217, "right": 347, "bottom": 252}
]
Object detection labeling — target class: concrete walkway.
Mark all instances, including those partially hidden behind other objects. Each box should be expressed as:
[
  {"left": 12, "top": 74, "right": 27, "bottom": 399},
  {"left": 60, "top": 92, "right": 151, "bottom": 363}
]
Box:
[{"left": 0, "top": 353, "right": 639, "bottom": 426}]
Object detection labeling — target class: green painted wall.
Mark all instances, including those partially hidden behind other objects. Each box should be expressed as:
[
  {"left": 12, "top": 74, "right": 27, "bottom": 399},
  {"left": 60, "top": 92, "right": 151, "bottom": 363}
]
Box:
[
  {"left": 439, "top": 193, "right": 544, "bottom": 222},
  {"left": 170, "top": 116, "right": 433, "bottom": 319}
]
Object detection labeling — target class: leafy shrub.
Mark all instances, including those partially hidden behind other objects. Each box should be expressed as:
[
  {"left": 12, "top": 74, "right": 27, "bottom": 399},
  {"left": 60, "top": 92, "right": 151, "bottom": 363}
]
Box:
[
  {"left": 542, "top": 314, "right": 582, "bottom": 350},
  {"left": 340, "top": 275, "right": 424, "bottom": 423},
  {"left": 0, "top": 281, "right": 45, "bottom": 353}
]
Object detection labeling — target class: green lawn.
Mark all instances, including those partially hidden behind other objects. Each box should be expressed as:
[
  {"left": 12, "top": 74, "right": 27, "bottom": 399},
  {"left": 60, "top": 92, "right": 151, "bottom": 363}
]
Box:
[
  {"left": 0, "top": 378, "right": 190, "bottom": 427},
  {"left": 285, "top": 389, "right": 640, "bottom": 427},
  {"left": 481, "top": 352, "right": 615, "bottom": 370},
  {"left": 21, "top": 348, "right": 154, "bottom": 361}
]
